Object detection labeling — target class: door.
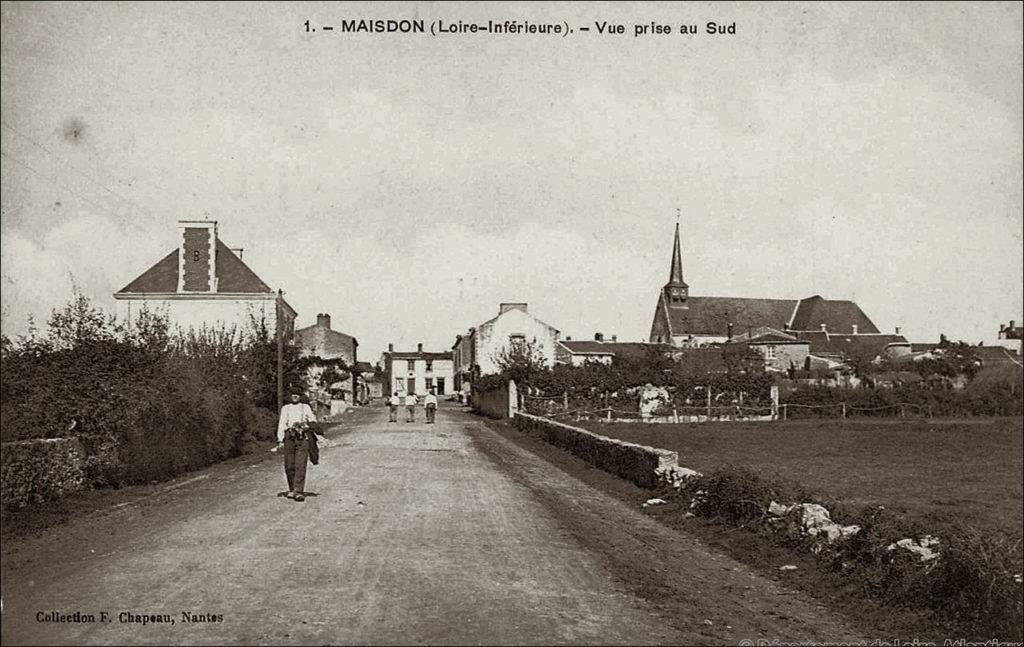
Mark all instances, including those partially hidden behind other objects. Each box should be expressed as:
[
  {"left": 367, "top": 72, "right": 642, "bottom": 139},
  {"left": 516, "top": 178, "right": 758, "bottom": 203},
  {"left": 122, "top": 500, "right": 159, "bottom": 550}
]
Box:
[
  {"left": 407, "top": 377, "right": 416, "bottom": 394},
  {"left": 436, "top": 377, "right": 446, "bottom": 395}
]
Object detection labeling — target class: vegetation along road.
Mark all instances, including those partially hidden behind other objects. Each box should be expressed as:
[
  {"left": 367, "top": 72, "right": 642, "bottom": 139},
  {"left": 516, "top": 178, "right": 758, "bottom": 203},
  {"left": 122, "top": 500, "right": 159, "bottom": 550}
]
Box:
[{"left": 1, "top": 404, "right": 862, "bottom": 645}]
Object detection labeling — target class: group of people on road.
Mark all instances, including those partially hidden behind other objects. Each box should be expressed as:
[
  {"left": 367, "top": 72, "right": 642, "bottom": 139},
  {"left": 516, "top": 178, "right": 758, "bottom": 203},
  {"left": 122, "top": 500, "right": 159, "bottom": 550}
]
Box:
[{"left": 388, "top": 389, "right": 438, "bottom": 424}]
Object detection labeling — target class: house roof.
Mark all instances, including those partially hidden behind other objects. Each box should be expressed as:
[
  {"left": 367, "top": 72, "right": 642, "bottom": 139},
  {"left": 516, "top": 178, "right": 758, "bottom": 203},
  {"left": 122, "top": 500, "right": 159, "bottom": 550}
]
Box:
[
  {"left": 386, "top": 351, "right": 453, "bottom": 361},
  {"left": 559, "top": 341, "right": 677, "bottom": 361},
  {"left": 973, "top": 346, "right": 1022, "bottom": 367},
  {"left": 728, "top": 326, "right": 806, "bottom": 344},
  {"left": 789, "top": 296, "right": 880, "bottom": 334},
  {"left": 117, "top": 240, "right": 272, "bottom": 294},
  {"left": 796, "top": 332, "right": 908, "bottom": 362}
]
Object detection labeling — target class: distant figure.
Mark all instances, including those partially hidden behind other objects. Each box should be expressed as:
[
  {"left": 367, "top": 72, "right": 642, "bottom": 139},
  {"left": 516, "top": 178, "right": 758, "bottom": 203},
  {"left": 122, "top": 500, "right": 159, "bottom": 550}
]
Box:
[
  {"left": 388, "top": 391, "right": 401, "bottom": 423},
  {"left": 277, "top": 389, "right": 317, "bottom": 502},
  {"left": 405, "top": 392, "right": 418, "bottom": 422},
  {"left": 424, "top": 389, "right": 438, "bottom": 424}
]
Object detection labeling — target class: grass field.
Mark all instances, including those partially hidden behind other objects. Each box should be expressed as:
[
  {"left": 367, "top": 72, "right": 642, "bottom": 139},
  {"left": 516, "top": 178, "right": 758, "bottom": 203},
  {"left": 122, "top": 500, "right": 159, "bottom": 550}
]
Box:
[{"left": 578, "top": 417, "right": 1024, "bottom": 535}]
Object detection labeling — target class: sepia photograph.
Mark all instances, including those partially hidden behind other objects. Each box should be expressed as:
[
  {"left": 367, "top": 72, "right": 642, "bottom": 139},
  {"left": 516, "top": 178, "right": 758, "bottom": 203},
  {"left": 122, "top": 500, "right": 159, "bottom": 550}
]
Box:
[{"left": 1, "top": 1, "right": 1022, "bottom": 645}]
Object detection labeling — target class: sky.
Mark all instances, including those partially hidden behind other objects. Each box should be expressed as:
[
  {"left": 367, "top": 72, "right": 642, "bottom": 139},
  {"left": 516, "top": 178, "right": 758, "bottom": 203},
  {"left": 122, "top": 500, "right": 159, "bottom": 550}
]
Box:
[{"left": 2, "top": 1, "right": 1022, "bottom": 360}]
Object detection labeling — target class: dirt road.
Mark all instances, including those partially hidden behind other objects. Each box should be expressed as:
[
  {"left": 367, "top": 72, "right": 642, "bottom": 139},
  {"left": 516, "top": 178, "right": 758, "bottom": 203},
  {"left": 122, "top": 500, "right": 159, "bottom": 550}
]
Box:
[{"left": 1, "top": 404, "right": 860, "bottom": 645}]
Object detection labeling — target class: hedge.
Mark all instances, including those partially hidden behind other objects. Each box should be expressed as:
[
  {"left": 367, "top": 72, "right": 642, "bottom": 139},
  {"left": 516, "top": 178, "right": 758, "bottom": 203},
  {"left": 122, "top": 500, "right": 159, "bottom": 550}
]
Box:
[{"left": 1, "top": 438, "right": 87, "bottom": 508}]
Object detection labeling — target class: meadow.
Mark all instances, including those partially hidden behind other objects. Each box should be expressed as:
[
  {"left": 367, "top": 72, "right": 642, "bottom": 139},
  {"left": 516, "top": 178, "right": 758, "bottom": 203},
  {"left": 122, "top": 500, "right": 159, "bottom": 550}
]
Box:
[{"left": 579, "top": 417, "right": 1024, "bottom": 534}]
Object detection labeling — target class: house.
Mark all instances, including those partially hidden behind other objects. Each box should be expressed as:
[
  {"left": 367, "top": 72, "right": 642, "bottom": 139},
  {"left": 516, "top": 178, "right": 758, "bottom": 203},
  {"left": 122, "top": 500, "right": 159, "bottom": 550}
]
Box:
[
  {"left": 114, "top": 220, "right": 296, "bottom": 337},
  {"left": 293, "top": 313, "right": 359, "bottom": 405},
  {"left": 648, "top": 222, "right": 891, "bottom": 348},
  {"left": 727, "top": 327, "right": 810, "bottom": 373},
  {"left": 452, "top": 303, "right": 561, "bottom": 391},
  {"left": 794, "top": 330, "right": 910, "bottom": 367},
  {"left": 382, "top": 344, "right": 454, "bottom": 397}
]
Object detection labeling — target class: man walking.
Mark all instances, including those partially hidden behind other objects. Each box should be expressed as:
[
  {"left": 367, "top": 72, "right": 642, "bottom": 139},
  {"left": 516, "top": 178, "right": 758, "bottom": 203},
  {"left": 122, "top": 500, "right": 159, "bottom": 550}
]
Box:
[
  {"left": 424, "top": 389, "right": 438, "bottom": 424},
  {"left": 405, "top": 391, "right": 418, "bottom": 423},
  {"left": 277, "top": 389, "right": 316, "bottom": 502},
  {"left": 388, "top": 391, "right": 401, "bottom": 423}
]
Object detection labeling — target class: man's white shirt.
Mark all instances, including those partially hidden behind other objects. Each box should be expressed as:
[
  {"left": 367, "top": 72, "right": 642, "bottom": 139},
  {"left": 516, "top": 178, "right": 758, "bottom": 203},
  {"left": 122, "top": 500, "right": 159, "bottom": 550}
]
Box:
[{"left": 277, "top": 402, "right": 316, "bottom": 442}]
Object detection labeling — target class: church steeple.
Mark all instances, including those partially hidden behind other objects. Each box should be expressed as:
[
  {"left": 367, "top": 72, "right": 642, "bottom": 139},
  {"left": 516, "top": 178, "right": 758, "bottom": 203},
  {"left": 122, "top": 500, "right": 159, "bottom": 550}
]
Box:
[{"left": 663, "top": 220, "right": 689, "bottom": 307}]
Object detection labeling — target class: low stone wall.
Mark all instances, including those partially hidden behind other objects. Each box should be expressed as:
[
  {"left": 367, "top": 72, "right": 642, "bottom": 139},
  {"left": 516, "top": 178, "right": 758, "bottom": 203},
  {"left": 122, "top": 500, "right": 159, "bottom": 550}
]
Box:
[
  {"left": 1, "top": 437, "right": 87, "bottom": 509},
  {"left": 472, "top": 381, "right": 517, "bottom": 419},
  {"left": 513, "top": 412, "right": 677, "bottom": 489}
]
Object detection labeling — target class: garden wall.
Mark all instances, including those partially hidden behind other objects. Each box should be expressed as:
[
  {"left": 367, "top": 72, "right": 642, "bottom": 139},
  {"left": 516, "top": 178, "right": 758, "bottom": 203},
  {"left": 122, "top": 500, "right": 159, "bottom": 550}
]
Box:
[
  {"left": 472, "top": 381, "right": 518, "bottom": 419},
  {"left": 512, "top": 412, "right": 677, "bottom": 489}
]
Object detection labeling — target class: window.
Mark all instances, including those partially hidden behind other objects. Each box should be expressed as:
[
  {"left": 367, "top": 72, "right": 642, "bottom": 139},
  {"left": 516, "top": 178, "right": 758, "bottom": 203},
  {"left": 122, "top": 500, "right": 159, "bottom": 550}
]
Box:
[
  {"left": 765, "top": 345, "right": 777, "bottom": 360},
  {"left": 425, "top": 377, "right": 434, "bottom": 391},
  {"left": 509, "top": 333, "right": 526, "bottom": 348},
  {"left": 406, "top": 360, "right": 415, "bottom": 373},
  {"left": 425, "top": 359, "right": 433, "bottom": 372}
]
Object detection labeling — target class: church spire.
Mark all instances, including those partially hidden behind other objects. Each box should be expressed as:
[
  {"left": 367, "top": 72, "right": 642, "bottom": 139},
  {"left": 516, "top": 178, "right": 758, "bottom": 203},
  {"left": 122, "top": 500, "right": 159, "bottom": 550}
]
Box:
[
  {"left": 668, "top": 221, "right": 686, "bottom": 286},
  {"left": 663, "top": 218, "right": 689, "bottom": 307}
]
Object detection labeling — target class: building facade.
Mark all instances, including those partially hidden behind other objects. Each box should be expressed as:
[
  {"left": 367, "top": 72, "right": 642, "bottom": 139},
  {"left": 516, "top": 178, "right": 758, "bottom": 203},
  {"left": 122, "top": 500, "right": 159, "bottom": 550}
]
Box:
[
  {"left": 114, "top": 220, "right": 296, "bottom": 337},
  {"left": 452, "top": 303, "right": 561, "bottom": 391},
  {"left": 293, "top": 313, "right": 360, "bottom": 405},
  {"left": 382, "top": 344, "right": 454, "bottom": 397}
]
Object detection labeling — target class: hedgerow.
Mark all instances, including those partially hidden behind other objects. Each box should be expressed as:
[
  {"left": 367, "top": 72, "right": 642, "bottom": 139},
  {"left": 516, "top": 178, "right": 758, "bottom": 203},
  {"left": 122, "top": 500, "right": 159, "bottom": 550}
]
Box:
[{"left": 0, "top": 292, "right": 302, "bottom": 504}]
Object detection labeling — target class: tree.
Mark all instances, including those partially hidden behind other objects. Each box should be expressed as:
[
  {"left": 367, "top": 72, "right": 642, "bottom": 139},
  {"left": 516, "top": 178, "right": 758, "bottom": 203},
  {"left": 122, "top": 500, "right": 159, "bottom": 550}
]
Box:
[{"left": 492, "top": 338, "right": 548, "bottom": 385}]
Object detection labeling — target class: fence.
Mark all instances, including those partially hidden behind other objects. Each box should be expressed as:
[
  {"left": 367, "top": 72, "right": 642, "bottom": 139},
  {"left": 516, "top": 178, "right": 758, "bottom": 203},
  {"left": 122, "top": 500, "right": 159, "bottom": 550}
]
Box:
[
  {"left": 778, "top": 402, "right": 933, "bottom": 420},
  {"left": 520, "top": 390, "right": 777, "bottom": 423}
]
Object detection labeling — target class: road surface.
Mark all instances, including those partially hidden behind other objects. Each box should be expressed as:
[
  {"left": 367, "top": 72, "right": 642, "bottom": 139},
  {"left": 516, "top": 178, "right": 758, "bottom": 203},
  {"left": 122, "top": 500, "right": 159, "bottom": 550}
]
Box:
[{"left": 1, "top": 403, "right": 860, "bottom": 645}]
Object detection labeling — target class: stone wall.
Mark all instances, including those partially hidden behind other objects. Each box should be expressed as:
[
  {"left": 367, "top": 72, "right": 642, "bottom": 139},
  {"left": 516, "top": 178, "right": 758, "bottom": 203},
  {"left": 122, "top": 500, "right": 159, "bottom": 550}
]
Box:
[{"left": 512, "top": 412, "right": 677, "bottom": 489}]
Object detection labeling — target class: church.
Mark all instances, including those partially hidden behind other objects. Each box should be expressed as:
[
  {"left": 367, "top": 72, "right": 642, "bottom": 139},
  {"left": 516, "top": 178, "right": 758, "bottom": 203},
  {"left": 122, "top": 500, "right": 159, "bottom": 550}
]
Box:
[{"left": 649, "top": 222, "right": 889, "bottom": 348}]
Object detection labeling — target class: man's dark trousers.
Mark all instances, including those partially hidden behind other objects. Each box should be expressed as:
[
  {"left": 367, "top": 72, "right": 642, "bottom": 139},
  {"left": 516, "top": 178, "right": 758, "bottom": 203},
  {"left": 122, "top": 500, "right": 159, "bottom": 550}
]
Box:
[{"left": 284, "top": 435, "right": 309, "bottom": 494}]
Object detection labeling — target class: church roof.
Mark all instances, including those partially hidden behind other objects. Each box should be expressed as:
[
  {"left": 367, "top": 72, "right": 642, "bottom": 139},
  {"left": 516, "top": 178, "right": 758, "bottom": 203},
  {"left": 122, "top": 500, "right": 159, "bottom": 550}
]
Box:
[
  {"left": 666, "top": 222, "right": 688, "bottom": 288},
  {"left": 666, "top": 296, "right": 797, "bottom": 337},
  {"left": 789, "top": 296, "right": 879, "bottom": 334},
  {"left": 117, "top": 240, "right": 272, "bottom": 294}
]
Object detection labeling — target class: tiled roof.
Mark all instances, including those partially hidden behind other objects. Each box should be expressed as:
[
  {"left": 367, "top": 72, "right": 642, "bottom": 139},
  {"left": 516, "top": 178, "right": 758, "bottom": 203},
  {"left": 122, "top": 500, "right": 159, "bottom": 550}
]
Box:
[
  {"left": 666, "top": 296, "right": 797, "bottom": 336},
  {"left": 729, "top": 327, "right": 804, "bottom": 344},
  {"left": 117, "top": 240, "right": 272, "bottom": 294},
  {"left": 789, "top": 296, "right": 879, "bottom": 334},
  {"left": 386, "top": 351, "right": 453, "bottom": 361},
  {"left": 973, "top": 346, "right": 1022, "bottom": 366},
  {"left": 560, "top": 341, "right": 677, "bottom": 361},
  {"left": 796, "top": 332, "right": 908, "bottom": 361}
]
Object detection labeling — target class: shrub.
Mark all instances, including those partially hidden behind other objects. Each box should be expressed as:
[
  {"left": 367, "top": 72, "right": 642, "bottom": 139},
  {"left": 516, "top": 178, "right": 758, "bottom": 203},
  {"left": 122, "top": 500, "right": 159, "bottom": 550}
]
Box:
[{"left": 0, "top": 438, "right": 86, "bottom": 508}]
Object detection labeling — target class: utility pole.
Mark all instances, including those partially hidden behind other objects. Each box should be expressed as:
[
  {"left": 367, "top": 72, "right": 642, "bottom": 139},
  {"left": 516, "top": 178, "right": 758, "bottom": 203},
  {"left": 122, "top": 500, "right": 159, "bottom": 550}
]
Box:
[{"left": 276, "top": 289, "right": 284, "bottom": 411}]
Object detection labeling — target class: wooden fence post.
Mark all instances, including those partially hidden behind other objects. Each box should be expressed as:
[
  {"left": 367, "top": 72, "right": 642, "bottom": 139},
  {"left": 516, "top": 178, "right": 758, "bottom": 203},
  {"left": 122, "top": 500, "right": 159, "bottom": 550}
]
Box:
[
  {"left": 563, "top": 391, "right": 569, "bottom": 411},
  {"left": 841, "top": 402, "right": 847, "bottom": 418},
  {"left": 782, "top": 404, "right": 787, "bottom": 421},
  {"left": 707, "top": 388, "right": 712, "bottom": 421}
]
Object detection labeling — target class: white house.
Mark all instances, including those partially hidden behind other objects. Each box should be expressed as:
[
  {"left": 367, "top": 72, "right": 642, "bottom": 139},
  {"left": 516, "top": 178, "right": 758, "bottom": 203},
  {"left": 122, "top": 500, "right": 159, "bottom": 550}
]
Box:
[
  {"left": 452, "top": 303, "right": 561, "bottom": 391},
  {"left": 113, "top": 220, "right": 297, "bottom": 337},
  {"left": 382, "top": 343, "right": 454, "bottom": 397}
]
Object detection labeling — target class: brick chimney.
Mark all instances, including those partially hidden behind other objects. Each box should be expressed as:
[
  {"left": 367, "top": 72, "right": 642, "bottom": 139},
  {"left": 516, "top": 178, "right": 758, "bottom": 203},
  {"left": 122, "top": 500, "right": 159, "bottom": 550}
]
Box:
[
  {"left": 895, "top": 326, "right": 901, "bottom": 335},
  {"left": 594, "top": 332, "right": 604, "bottom": 342},
  {"left": 611, "top": 335, "right": 617, "bottom": 342},
  {"left": 820, "top": 323, "right": 827, "bottom": 332},
  {"left": 317, "top": 313, "right": 331, "bottom": 329},
  {"left": 178, "top": 220, "right": 217, "bottom": 293},
  {"left": 417, "top": 342, "right": 423, "bottom": 353},
  {"left": 499, "top": 303, "right": 528, "bottom": 315},
  {"left": 852, "top": 324, "right": 858, "bottom": 335},
  {"left": 388, "top": 343, "right": 394, "bottom": 353}
]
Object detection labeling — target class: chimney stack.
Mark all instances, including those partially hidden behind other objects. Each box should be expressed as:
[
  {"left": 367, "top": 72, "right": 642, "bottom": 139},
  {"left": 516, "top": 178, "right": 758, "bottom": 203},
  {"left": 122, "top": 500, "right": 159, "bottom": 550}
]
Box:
[
  {"left": 178, "top": 220, "right": 218, "bottom": 293},
  {"left": 594, "top": 332, "right": 604, "bottom": 342},
  {"left": 820, "top": 323, "right": 828, "bottom": 332},
  {"left": 852, "top": 324, "right": 858, "bottom": 335},
  {"left": 388, "top": 343, "right": 394, "bottom": 353},
  {"left": 895, "top": 326, "right": 901, "bottom": 335},
  {"left": 317, "top": 313, "right": 331, "bottom": 329},
  {"left": 611, "top": 335, "right": 617, "bottom": 342},
  {"left": 727, "top": 322, "right": 734, "bottom": 340},
  {"left": 1011, "top": 320, "right": 1017, "bottom": 329},
  {"left": 499, "top": 303, "right": 528, "bottom": 315},
  {"left": 1000, "top": 323, "right": 1006, "bottom": 334},
  {"left": 417, "top": 343, "right": 423, "bottom": 353}
]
